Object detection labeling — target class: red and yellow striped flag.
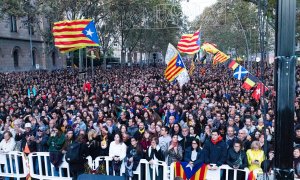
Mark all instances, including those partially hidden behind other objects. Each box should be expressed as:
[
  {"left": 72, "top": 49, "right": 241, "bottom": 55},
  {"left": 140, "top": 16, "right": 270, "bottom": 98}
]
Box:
[
  {"left": 177, "top": 31, "right": 200, "bottom": 54},
  {"left": 53, "top": 19, "right": 100, "bottom": 53},
  {"left": 174, "top": 162, "right": 207, "bottom": 180},
  {"left": 213, "top": 51, "right": 229, "bottom": 65}
]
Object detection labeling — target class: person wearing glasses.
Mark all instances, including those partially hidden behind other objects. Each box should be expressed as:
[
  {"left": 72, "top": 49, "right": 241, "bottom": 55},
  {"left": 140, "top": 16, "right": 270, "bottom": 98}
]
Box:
[
  {"left": 226, "top": 140, "right": 248, "bottom": 180},
  {"left": 183, "top": 138, "right": 204, "bottom": 168}
]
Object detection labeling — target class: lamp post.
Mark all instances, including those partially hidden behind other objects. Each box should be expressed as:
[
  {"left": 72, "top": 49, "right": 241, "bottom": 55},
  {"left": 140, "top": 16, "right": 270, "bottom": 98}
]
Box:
[{"left": 255, "top": 57, "right": 261, "bottom": 76}]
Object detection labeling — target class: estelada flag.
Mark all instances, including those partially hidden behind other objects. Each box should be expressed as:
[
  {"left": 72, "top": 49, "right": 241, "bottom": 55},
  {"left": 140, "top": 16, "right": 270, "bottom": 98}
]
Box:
[
  {"left": 52, "top": 19, "right": 100, "bottom": 53},
  {"left": 174, "top": 161, "right": 207, "bottom": 180},
  {"left": 252, "top": 82, "right": 269, "bottom": 101},
  {"left": 212, "top": 51, "right": 229, "bottom": 65}
]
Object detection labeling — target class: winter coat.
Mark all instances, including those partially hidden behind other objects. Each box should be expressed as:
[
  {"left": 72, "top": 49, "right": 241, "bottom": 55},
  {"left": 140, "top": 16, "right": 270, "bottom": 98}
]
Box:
[
  {"left": 203, "top": 138, "right": 227, "bottom": 166},
  {"left": 226, "top": 148, "right": 248, "bottom": 169}
]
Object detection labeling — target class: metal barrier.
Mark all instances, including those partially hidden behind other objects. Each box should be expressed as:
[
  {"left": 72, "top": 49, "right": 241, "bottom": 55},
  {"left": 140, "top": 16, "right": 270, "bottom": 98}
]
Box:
[
  {"left": 0, "top": 151, "right": 28, "bottom": 180},
  {"left": 1, "top": 152, "right": 251, "bottom": 180},
  {"left": 28, "top": 152, "right": 71, "bottom": 180}
]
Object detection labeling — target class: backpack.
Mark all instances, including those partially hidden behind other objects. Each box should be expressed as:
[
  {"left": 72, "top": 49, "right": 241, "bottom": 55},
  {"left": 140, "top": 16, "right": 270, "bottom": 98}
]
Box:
[{"left": 65, "top": 142, "right": 82, "bottom": 163}]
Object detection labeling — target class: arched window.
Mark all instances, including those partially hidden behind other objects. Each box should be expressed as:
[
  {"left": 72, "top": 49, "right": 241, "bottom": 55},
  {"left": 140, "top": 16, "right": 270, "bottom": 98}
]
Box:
[
  {"left": 32, "top": 49, "right": 36, "bottom": 66},
  {"left": 13, "top": 49, "right": 19, "bottom": 67},
  {"left": 52, "top": 52, "right": 56, "bottom": 66}
]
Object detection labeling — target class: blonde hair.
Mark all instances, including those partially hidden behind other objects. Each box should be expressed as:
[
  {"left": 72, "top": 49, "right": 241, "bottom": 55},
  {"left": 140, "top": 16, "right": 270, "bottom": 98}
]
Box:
[
  {"left": 88, "top": 129, "right": 97, "bottom": 141},
  {"left": 250, "top": 140, "right": 261, "bottom": 150}
]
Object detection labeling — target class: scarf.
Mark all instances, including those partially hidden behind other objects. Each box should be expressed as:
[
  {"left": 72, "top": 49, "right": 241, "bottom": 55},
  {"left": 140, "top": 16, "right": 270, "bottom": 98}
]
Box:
[
  {"left": 211, "top": 135, "right": 223, "bottom": 145},
  {"left": 147, "top": 145, "right": 160, "bottom": 176},
  {"left": 139, "top": 128, "right": 145, "bottom": 134}
]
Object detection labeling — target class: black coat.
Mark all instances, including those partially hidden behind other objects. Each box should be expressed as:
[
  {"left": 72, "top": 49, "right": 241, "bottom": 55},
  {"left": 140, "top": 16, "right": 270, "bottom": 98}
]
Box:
[
  {"left": 183, "top": 147, "right": 204, "bottom": 166},
  {"left": 226, "top": 148, "right": 248, "bottom": 169},
  {"left": 126, "top": 145, "right": 143, "bottom": 170},
  {"left": 203, "top": 139, "right": 227, "bottom": 166},
  {"left": 146, "top": 146, "right": 164, "bottom": 162}
]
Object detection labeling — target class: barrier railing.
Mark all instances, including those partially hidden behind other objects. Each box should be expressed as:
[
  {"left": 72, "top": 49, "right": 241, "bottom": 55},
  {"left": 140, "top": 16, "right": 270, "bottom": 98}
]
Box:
[
  {"left": 0, "top": 151, "right": 28, "bottom": 180},
  {"left": 0, "top": 152, "right": 254, "bottom": 180}
]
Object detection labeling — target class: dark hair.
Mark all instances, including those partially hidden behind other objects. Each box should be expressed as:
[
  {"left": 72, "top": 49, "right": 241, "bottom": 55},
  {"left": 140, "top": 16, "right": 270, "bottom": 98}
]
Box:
[
  {"left": 151, "top": 137, "right": 159, "bottom": 144},
  {"left": 233, "top": 139, "right": 243, "bottom": 150},
  {"left": 162, "top": 126, "right": 170, "bottom": 133},
  {"left": 211, "top": 128, "right": 219, "bottom": 135},
  {"left": 191, "top": 138, "right": 200, "bottom": 150},
  {"left": 3, "top": 131, "right": 12, "bottom": 138}
]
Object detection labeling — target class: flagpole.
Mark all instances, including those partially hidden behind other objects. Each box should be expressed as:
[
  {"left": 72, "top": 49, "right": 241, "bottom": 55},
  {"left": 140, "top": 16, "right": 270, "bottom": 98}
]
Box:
[{"left": 85, "top": 47, "right": 88, "bottom": 79}]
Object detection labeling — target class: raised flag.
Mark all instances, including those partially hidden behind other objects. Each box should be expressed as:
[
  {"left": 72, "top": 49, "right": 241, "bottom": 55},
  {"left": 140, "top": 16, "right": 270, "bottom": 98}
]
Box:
[
  {"left": 53, "top": 19, "right": 100, "bottom": 53},
  {"left": 165, "top": 44, "right": 188, "bottom": 83},
  {"left": 252, "top": 83, "right": 269, "bottom": 101},
  {"left": 212, "top": 51, "right": 229, "bottom": 64},
  {"left": 201, "top": 42, "right": 219, "bottom": 54},
  {"left": 174, "top": 161, "right": 207, "bottom": 180},
  {"left": 177, "top": 69, "right": 190, "bottom": 87},
  {"left": 233, "top": 65, "right": 248, "bottom": 80},
  {"left": 177, "top": 31, "right": 200, "bottom": 54},
  {"left": 242, "top": 74, "right": 258, "bottom": 90},
  {"left": 188, "top": 60, "right": 195, "bottom": 76},
  {"left": 228, "top": 60, "right": 239, "bottom": 70}
]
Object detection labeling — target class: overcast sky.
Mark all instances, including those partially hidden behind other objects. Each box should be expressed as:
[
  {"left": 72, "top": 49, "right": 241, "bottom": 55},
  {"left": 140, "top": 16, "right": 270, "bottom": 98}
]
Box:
[{"left": 181, "top": 0, "right": 217, "bottom": 21}]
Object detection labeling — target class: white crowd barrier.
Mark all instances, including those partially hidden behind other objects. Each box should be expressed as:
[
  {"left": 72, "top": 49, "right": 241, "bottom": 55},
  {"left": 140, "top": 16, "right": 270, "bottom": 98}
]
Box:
[
  {"left": 0, "top": 151, "right": 28, "bottom": 180},
  {"left": 0, "top": 152, "right": 252, "bottom": 180}
]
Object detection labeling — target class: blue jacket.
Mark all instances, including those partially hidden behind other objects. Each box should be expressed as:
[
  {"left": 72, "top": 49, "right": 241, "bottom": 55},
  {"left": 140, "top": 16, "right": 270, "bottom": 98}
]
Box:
[
  {"left": 165, "top": 111, "right": 180, "bottom": 125},
  {"left": 203, "top": 138, "right": 227, "bottom": 166},
  {"left": 183, "top": 147, "right": 204, "bottom": 166}
]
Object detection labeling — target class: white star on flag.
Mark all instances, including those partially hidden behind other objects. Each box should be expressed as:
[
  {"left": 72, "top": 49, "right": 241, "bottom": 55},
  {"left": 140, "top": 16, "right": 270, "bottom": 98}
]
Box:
[
  {"left": 177, "top": 60, "right": 182, "bottom": 65},
  {"left": 186, "top": 163, "right": 193, "bottom": 170},
  {"left": 86, "top": 29, "right": 94, "bottom": 37},
  {"left": 256, "top": 89, "right": 261, "bottom": 95}
]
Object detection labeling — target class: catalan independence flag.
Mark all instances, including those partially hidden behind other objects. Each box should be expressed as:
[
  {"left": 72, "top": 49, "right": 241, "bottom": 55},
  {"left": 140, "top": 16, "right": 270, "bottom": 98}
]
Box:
[
  {"left": 53, "top": 19, "right": 100, "bottom": 53},
  {"left": 174, "top": 161, "right": 207, "bottom": 180},
  {"left": 165, "top": 44, "right": 186, "bottom": 82},
  {"left": 177, "top": 31, "right": 200, "bottom": 54}
]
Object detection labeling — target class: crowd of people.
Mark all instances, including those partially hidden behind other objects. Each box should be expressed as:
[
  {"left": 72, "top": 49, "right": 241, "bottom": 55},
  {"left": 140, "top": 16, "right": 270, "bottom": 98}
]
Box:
[{"left": 0, "top": 63, "right": 299, "bottom": 180}]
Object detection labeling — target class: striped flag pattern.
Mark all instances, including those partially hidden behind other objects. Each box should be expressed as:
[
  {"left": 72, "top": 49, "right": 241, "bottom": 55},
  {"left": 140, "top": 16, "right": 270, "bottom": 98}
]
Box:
[
  {"left": 174, "top": 162, "right": 207, "bottom": 180},
  {"left": 52, "top": 19, "right": 100, "bottom": 53},
  {"left": 164, "top": 55, "right": 185, "bottom": 82},
  {"left": 177, "top": 31, "right": 200, "bottom": 54},
  {"left": 213, "top": 51, "right": 229, "bottom": 64}
]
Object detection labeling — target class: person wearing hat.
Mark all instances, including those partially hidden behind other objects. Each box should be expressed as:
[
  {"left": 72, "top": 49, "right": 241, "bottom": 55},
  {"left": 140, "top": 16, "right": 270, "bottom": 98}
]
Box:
[{"left": 15, "top": 122, "right": 36, "bottom": 155}]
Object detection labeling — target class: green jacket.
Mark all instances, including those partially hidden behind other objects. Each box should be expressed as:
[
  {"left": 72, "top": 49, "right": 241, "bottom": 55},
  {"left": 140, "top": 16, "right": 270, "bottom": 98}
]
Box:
[{"left": 47, "top": 134, "right": 65, "bottom": 152}]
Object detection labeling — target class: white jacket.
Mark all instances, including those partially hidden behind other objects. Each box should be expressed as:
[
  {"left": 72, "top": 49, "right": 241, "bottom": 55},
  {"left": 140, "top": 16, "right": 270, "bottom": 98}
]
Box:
[
  {"left": 0, "top": 138, "right": 16, "bottom": 153},
  {"left": 109, "top": 141, "right": 127, "bottom": 161}
]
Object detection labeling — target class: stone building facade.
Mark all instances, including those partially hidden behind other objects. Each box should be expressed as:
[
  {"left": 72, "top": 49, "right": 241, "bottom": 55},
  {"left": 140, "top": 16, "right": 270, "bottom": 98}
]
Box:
[{"left": 0, "top": 15, "right": 66, "bottom": 72}]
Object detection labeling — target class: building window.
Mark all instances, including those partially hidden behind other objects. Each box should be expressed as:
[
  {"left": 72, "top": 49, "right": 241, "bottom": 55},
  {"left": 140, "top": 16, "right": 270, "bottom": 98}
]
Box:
[
  {"left": 32, "top": 50, "right": 36, "bottom": 66},
  {"left": 10, "top": 15, "right": 17, "bottom": 32},
  {"left": 52, "top": 52, "right": 56, "bottom": 66},
  {"left": 28, "top": 24, "right": 34, "bottom": 35},
  {"left": 13, "top": 49, "right": 19, "bottom": 67}
]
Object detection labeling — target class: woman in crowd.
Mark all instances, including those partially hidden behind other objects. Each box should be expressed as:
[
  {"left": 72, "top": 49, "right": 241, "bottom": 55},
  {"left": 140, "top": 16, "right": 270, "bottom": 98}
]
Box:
[
  {"left": 109, "top": 133, "right": 127, "bottom": 175},
  {"left": 0, "top": 131, "right": 16, "bottom": 180},
  {"left": 146, "top": 137, "right": 164, "bottom": 180},
  {"left": 166, "top": 134, "right": 183, "bottom": 166},
  {"left": 246, "top": 141, "right": 265, "bottom": 171},
  {"left": 294, "top": 147, "right": 300, "bottom": 178},
  {"left": 125, "top": 137, "right": 142, "bottom": 180},
  {"left": 183, "top": 138, "right": 204, "bottom": 167},
  {"left": 140, "top": 130, "right": 151, "bottom": 157}
]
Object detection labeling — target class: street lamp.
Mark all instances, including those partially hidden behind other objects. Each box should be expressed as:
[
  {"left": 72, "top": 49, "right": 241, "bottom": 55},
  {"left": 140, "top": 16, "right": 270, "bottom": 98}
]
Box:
[{"left": 255, "top": 57, "right": 261, "bottom": 76}]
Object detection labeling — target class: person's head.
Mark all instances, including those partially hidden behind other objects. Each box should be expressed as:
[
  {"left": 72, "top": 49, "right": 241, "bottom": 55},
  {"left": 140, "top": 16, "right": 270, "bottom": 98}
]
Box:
[
  {"left": 294, "top": 147, "right": 300, "bottom": 158},
  {"left": 169, "top": 115, "right": 175, "bottom": 125},
  {"left": 52, "top": 125, "right": 61, "bottom": 136},
  {"left": 211, "top": 128, "right": 220, "bottom": 141},
  {"left": 138, "top": 122, "right": 145, "bottom": 130},
  {"left": 143, "top": 130, "right": 150, "bottom": 139},
  {"left": 191, "top": 138, "right": 200, "bottom": 150},
  {"left": 130, "top": 137, "right": 138, "bottom": 147},
  {"left": 114, "top": 133, "right": 122, "bottom": 144},
  {"left": 3, "top": 131, "right": 12, "bottom": 141},
  {"left": 259, "top": 133, "right": 265, "bottom": 143},
  {"left": 227, "top": 126, "right": 235, "bottom": 137},
  {"left": 128, "top": 118, "right": 135, "bottom": 127},
  {"left": 173, "top": 123, "right": 181, "bottom": 133},
  {"left": 161, "top": 126, "right": 169, "bottom": 136},
  {"left": 171, "top": 134, "right": 178, "bottom": 143},
  {"left": 181, "top": 125, "right": 189, "bottom": 137},
  {"left": 88, "top": 129, "right": 97, "bottom": 141},
  {"left": 233, "top": 140, "right": 243, "bottom": 153},
  {"left": 24, "top": 122, "right": 32, "bottom": 132},
  {"left": 151, "top": 137, "right": 159, "bottom": 147},
  {"left": 101, "top": 126, "right": 108, "bottom": 135},
  {"left": 296, "top": 126, "right": 300, "bottom": 137},
  {"left": 120, "top": 124, "right": 127, "bottom": 133},
  {"left": 254, "top": 131, "right": 261, "bottom": 139},
  {"left": 49, "top": 120, "right": 55, "bottom": 128},
  {"left": 245, "top": 117, "right": 252, "bottom": 127},
  {"left": 189, "top": 126, "right": 196, "bottom": 135},
  {"left": 238, "top": 129, "right": 248, "bottom": 140},
  {"left": 66, "top": 129, "right": 74, "bottom": 139},
  {"left": 251, "top": 140, "right": 261, "bottom": 150}
]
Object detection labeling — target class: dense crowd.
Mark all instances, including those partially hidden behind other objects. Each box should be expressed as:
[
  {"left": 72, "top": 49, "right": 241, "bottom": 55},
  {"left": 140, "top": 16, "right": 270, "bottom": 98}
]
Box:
[{"left": 0, "top": 63, "right": 299, "bottom": 180}]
